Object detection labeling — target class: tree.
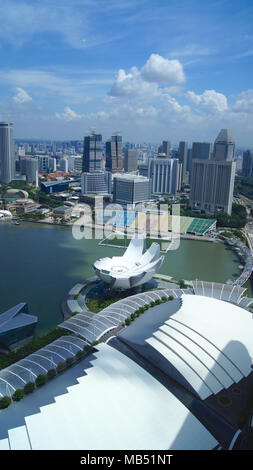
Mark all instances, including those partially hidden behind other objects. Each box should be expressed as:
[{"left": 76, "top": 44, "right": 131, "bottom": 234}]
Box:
[
  {"left": 24, "top": 382, "right": 35, "bottom": 394},
  {"left": 47, "top": 369, "right": 57, "bottom": 380},
  {"left": 178, "top": 280, "right": 186, "bottom": 289},
  {"left": 57, "top": 362, "right": 66, "bottom": 373},
  {"left": 0, "top": 396, "right": 12, "bottom": 409},
  {"left": 12, "top": 389, "right": 25, "bottom": 401},
  {"left": 75, "top": 350, "right": 84, "bottom": 361},
  {"left": 66, "top": 357, "right": 74, "bottom": 367},
  {"left": 168, "top": 295, "right": 174, "bottom": 301},
  {"left": 35, "top": 374, "right": 47, "bottom": 387}
]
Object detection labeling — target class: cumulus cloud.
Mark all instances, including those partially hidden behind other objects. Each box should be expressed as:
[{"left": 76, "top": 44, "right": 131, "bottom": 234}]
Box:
[
  {"left": 141, "top": 54, "right": 185, "bottom": 84},
  {"left": 186, "top": 89, "right": 228, "bottom": 113},
  {"left": 108, "top": 67, "right": 158, "bottom": 97},
  {"left": 13, "top": 87, "right": 32, "bottom": 104},
  {"left": 231, "top": 90, "right": 253, "bottom": 114},
  {"left": 55, "top": 106, "right": 81, "bottom": 121},
  {"left": 108, "top": 54, "right": 185, "bottom": 97}
]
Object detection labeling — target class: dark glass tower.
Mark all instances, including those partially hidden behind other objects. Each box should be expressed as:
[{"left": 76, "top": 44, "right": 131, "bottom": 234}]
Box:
[
  {"left": 82, "top": 132, "right": 103, "bottom": 173},
  {"left": 106, "top": 134, "right": 123, "bottom": 172}
]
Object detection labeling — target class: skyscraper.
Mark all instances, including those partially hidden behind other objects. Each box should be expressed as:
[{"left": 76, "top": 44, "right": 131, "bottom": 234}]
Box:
[
  {"left": 0, "top": 122, "right": 15, "bottom": 183},
  {"left": 190, "top": 160, "right": 236, "bottom": 215},
  {"left": 242, "top": 150, "right": 253, "bottom": 178},
  {"left": 82, "top": 131, "right": 102, "bottom": 173},
  {"left": 178, "top": 141, "right": 188, "bottom": 185},
  {"left": 192, "top": 142, "right": 212, "bottom": 161},
  {"left": 213, "top": 129, "right": 235, "bottom": 162},
  {"left": 190, "top": 129, "right": 236, "bottom": 215},
  {"left": 25, "top": 158, "right": 39, "bottom": 187},
  {"left": 20, "top": 157, "right": 38, "bottom": 187},
  {"left": 162, "top": 140, "right": 171, "bottom": 157},
  {"left": 148, "top": 157, "right": 180, "bottom": 195},
  {"left": 106, "top": 134, "right": 123, "bottom": 172},
  {"left": 124, "top": 149, "right": 138, "bottom": 172}
]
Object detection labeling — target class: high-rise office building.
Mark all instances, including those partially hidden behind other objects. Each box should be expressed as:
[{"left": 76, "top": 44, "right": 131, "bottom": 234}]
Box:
[
  {"left": 124, "top": 149, "right": 138, "bottom": 172},
  {"left": 213, "top": 129, "right": 235, "bottom": 162},
  {"left": 82, "top": 131, "right": 102, "bottom": 173},
  {"left": 106, "top": 134, "right": 123, "bottom": 173},
  {"left": 190, "top": 159, "right": 236, "bottom": 215},
  {"left": 162, "top": 140, "right": 171, "bottom": 157},
  {"left": 59, "top": 158, "right": 68, "bottom": 173},
  {"left": 19, "top": 157, "right": 38, "bottom": 187},
  {"left": 192, "top": 142, "right": 212, "bottom": 161},
  {"left": 242, "top": 150, "right": 253, "bottom": 178},
  {"left": 0, "top": 122, "right": 15, "bottom": 183},
  {"left": 113, "top": 174, "right": 151, "bottom": 205},
  {"left": 190, "top": 129, "right": 236, "bottom": 215},
  {"left": 37, "top": 155, "right": 49, "bottom": 173},
  {"left": 25, "top": 158, "right": 38, "bottom": 187},
  {"left": 49, "top": 157, "right": 57, "bottom": 172},
  {"left": 81, "top": 171, "right": 112, "bottom": 195},
  {"left": 178, "top": 141, "right": 188, "bottom": 185},
  {"left": 148, "top": 157, "right": 180, "bottom": 195}
]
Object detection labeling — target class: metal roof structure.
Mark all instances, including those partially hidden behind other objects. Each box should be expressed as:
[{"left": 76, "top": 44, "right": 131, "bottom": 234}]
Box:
[
  {"left": 0, "top": 335, "right": 86, "bottom": 397},
  {"left": 0, "top": 343, "right": 218, "bottom": 450},
  {"left": 60, "top": 287, "right": 192, "bottom": 343},
  {"left": 0, "top": 303, "right": 37, "bottom": 336}
]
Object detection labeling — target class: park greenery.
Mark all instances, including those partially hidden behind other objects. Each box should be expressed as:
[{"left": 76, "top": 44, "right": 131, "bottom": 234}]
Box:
[
  {"left": 180, "top": 202, "right": 247, "bottom": 229},
  {"left": 124, "top": 295, "right": 174, "bottom": 326},
  {"left": 0, "top": 328, "right": 70, "bottom": 371},
  {"left": 234, "top": 177, "right": 253, "bottom": 200},
  {"left": 0, "top": 181, "right": 62, "bottom": 209}
]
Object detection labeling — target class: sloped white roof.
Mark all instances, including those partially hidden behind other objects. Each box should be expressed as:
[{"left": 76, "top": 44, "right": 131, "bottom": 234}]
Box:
[
  {"left": 146, "top": 294, "right": 253, "bottom": 400},
  {"left": 3, "top": 343, "right": 217, "bottom": 450}
]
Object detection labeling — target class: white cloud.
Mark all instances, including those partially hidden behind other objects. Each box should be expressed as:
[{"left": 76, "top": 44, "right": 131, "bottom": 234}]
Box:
[
  {"left": 231, "top": 90, "right": 253, "bottom": 114},
  {"left": 55, "top": 106, "right": 81, "bottom": 121},
  {"left": 169, "top": 45, "right": 214, "bottom": 58},
  {"left": 13, "top": 87, "right": 32, "bottom": 104},
  {"left": 141, "top": 54, "right": 185, "bottom": 84},
  {"left": 108, "top": 67, "right": 158, "bottom": 97},
  {"left": 186, "top": 89, "right": 228, "bottom": 113},
  {"left": 108, "top": 54, "right": 185, "bottom": 98}
]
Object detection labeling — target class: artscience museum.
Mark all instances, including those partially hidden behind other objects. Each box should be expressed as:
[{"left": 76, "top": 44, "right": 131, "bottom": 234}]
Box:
[{"left": 93, "top": 234, "right": 164, "bottom": 290}]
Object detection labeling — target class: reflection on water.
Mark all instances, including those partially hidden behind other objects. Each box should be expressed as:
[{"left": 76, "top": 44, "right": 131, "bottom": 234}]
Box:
[{"left": 0, "top": 222, "right": 245, "bottom": 336}]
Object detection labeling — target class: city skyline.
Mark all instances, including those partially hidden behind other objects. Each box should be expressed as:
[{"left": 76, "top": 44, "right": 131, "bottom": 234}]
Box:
[{"left": 0, "top": 1, "right": 252, "bottom": 145}]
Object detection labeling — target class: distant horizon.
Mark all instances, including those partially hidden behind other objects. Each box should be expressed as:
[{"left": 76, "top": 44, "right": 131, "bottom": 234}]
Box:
[{"left": 13, "top": 137, "right": 253, "bottom": 151}]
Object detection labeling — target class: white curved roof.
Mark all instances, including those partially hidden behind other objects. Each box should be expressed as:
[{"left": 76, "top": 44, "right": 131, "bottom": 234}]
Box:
[
  {"left": 146, "top": 294, "right": 253, "bottom": 400},
  {"left": 2, "top": 343, "right": 218, "bottom": 450},
  {"left": 0, "top": 210, "right": 12, "bottom": 217},
  {"left": 93, "top": 234, "right": 164, "bottom": 289}
]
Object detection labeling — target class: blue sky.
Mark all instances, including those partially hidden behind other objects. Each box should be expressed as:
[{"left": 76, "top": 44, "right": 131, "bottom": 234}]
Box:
[{"left": 0, "top": 0, "right": 253, "bottom": 145}]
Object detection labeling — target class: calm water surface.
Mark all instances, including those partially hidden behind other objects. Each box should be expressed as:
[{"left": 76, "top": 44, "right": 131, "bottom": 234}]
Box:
[{"left": 0, "top": 222, "right": 249, "bottom": 336}]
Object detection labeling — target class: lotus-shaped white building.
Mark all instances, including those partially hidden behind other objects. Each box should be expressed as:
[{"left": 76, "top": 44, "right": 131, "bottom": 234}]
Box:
[{"left": 93, "top": 235, "right": 164, "bottom": 290}]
